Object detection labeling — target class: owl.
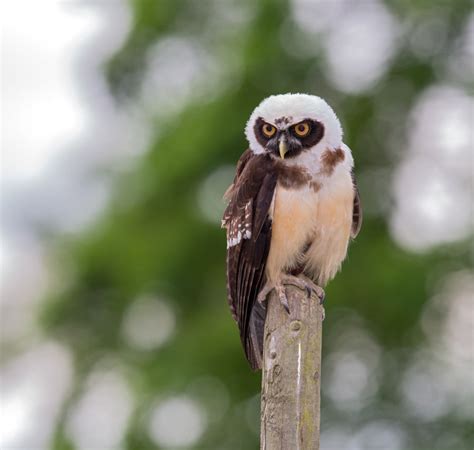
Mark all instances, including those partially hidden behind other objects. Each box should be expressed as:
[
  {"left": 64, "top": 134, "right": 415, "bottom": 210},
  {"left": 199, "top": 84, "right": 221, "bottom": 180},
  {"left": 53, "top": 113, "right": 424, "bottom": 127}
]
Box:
[{"left": 222, "top": 93, "right": 362, "bottom": 370}]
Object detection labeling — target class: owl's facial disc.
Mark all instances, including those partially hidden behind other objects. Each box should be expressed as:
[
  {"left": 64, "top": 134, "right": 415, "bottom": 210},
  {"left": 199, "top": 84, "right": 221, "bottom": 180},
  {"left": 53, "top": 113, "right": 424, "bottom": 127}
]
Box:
[{"left": 253, "top": 117, "right": 325, "bottom": 159}]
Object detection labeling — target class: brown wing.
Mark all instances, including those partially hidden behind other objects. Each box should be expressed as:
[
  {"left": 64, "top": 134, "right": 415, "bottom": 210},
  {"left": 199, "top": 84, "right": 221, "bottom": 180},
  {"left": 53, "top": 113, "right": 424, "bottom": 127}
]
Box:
[
  {"left": 222, "top": 150, "right": 277, "bottom": 370},
  {"left": 223, "top": 148, "right": 253, "bottom": 202},
  {"left": 351, "top": 170, "right": 362, "bottom": 238}
]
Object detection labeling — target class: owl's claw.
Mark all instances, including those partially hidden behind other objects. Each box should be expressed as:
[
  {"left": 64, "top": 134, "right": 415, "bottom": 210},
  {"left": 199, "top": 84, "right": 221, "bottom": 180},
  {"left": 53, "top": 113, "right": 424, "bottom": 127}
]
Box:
[
  {"left": 280, "top": 275, "right": 325, "bottom": 304},
  {"left": 277, "top": 285, "right": 290, "bottom": 313},
  {"left": 257, "top": 281, "right": 290, "bottom": 313},
  {"left": 257, "top": 276, "right": 324, "bottom": 314}
]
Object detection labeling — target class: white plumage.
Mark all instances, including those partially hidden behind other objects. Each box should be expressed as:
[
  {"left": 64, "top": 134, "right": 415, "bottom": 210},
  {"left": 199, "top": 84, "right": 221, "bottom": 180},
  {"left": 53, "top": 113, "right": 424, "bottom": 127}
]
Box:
[{"left": 245, "top": 93, "right": 343, "bottom": 155}]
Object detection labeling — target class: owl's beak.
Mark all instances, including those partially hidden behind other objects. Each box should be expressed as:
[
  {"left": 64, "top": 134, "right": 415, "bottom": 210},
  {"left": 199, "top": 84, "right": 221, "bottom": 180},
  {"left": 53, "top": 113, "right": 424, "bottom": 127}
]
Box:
[{"left": 279, "top": 135, "right": 288, "bottom": 159}]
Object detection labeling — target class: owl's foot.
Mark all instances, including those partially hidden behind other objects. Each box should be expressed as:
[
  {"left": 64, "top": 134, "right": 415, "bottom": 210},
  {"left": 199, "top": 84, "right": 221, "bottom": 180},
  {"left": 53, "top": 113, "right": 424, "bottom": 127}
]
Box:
[
  {"left": 280, "top": 275, "right": 325, "bottom": 305},
  {"left": 257, "top": 276, "right": 325, "bottom": 314},
  {"left": 287, "top": 276, "right": 325, "bottom": 321},
  {"left": 257, "top": 281, "right": 290, "bottom": 313}
]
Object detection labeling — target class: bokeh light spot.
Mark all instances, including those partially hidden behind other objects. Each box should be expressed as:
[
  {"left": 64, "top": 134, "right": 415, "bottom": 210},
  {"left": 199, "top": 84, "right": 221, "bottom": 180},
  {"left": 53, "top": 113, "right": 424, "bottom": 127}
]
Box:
[
  {"left": 148, "top": 396, "right": 206, "bottom": 448},
  {"left": 121, "top": 295, "right": 176, "bottom": 351},
  {"left": 66, "top": 368, "right": 134, "bottom": 450},
  {"left": 197, "top": 165, "right": 235, "bottom": 224}
]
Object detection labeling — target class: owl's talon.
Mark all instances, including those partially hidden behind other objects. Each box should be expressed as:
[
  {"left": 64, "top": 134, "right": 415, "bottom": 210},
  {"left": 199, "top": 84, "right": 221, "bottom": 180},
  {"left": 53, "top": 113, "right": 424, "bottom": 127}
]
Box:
[
  {"left": 281, "top": 297, "right": 291, "bottom": 314},
  {"left": 277, "top": 287, "right": 291, "bottom": 314},
  {"left": 281, "top": 275, "right": 325, "bottom": 304},
  {"left": 318, "top": 290, "right": 325, "bottom": 305},
  {"left": 257, "top": 276, "right": 324, "bottom": 315},
  {"left": 257, "top": 281, "right": 291, "bottom": 313}
]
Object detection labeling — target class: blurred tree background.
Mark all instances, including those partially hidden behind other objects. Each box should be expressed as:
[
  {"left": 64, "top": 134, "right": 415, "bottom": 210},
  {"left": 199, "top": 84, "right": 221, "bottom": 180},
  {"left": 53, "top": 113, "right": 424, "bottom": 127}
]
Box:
[{"left": 1, "top": 0, "right": 473, "bottom": 449}]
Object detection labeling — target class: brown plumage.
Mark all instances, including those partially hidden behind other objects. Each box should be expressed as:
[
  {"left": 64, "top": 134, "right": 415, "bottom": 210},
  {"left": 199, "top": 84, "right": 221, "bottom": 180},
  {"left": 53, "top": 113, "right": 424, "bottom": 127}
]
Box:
[{"left": 222, "top": 151, "right": 277, "bottom": 369}]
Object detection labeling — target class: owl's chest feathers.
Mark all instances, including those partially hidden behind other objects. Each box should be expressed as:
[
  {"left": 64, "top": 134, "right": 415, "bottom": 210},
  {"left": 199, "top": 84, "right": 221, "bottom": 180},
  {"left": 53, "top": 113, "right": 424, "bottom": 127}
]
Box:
[{"left": 267, "top": 163, "right": 354, "bottom": 285}]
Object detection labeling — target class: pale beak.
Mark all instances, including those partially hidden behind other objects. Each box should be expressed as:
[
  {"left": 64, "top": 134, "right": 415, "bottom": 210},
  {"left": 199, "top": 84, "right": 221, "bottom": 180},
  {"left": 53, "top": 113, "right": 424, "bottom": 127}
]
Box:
[{"left": 279, "top": 135, "right": 288, "bottom": 159}]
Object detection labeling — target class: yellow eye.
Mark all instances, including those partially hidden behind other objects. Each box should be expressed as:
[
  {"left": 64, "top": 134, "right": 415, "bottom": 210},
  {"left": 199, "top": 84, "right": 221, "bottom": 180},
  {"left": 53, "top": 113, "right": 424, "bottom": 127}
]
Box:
[
  {"left": 294, "top": 122, "right": 310, "bottom": 137},
  {"left": 262, "top": 123, "right": 276, "bottom": 138}
]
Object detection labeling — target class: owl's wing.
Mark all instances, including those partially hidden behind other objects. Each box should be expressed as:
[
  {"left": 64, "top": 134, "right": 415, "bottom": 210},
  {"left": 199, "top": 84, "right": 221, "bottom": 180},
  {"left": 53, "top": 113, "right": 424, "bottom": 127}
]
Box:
[
  {"left": 222, "top": 151, "right": 277, "bottom": 370},
  {"left": 351, "top": 170, "right": 362, "bottom": 238}
]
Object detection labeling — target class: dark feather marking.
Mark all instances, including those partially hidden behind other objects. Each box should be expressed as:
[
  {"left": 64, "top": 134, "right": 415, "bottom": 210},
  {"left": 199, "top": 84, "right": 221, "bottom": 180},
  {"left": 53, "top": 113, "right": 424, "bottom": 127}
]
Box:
[
  {"left": 321, "top": 148, "right": 345, "bottom": 176},
  {"left": 253, "top": 117, "right": 270, "bottom": 148},
  {"left": 296, "top": 119, "right": 325, "bottom": 149},
  {"left": 253, "top": 118, "right": 325, "bottom": 160},
  {"left": 310, "top": 180, "right": 322, "bottom": 192},
  {"left": 274, "top": 161, "right": 311, "bottom": 189},
  {"left": 275, "top": 116, "right": 293, "bottom": 125}
]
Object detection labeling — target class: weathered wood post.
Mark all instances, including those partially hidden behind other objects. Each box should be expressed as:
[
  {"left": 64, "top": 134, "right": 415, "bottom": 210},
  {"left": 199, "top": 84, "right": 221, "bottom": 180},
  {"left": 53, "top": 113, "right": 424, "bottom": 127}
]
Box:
[{"left": 260, "top": 280, "right": 323, "bottom": 450}]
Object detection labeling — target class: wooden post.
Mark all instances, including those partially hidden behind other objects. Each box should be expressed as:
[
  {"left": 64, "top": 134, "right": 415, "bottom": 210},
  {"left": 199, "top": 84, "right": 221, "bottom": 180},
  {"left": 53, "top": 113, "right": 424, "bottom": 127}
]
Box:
[{"left": 260, "top": 280, "right": 323, "bottom": 450}]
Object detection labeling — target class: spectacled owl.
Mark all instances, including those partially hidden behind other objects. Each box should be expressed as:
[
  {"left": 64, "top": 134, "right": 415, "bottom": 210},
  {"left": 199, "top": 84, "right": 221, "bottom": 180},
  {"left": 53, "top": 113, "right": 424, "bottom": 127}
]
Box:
[{"left": 222, "top": 93, "right": 362, "bottom": 370}]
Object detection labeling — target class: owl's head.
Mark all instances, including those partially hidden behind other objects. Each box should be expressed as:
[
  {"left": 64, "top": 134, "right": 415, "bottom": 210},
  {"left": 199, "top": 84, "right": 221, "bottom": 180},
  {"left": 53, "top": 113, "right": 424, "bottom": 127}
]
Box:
[{"left": 245, "top": 93, "right": 343, "bottom": 160}]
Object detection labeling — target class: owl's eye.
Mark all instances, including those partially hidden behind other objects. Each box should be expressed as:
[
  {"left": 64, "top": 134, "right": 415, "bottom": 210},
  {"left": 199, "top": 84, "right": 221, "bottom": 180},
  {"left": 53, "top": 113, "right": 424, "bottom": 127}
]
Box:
[
  {"left": 294, "top": 122, "right": 311, "bottom": 137},
  {"left": 262, "top": 123, "right": 276, "bottom": 138}
]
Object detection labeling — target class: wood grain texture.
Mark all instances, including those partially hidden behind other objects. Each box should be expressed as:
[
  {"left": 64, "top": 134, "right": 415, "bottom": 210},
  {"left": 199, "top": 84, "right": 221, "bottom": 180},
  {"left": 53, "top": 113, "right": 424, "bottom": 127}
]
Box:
[{"left": 260, "top": 280, "right": 323, "bottom": 450}]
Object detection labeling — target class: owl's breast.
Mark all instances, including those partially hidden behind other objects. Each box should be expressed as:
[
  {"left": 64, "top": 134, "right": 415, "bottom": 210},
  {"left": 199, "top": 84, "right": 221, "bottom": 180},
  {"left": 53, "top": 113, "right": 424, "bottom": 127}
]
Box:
[
  {"left": 266, "top": 182, "right": 319, "bottom": 281},
  {"left": 266, "top": 166, "right": 354, "bottom": 285}
]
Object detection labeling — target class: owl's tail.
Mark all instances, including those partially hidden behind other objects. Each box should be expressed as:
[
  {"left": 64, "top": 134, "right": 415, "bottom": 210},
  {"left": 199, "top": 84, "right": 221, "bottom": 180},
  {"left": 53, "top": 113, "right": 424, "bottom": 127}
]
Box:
[{"left": 246, "top": 300, "right": 267, "bottom": 370}]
